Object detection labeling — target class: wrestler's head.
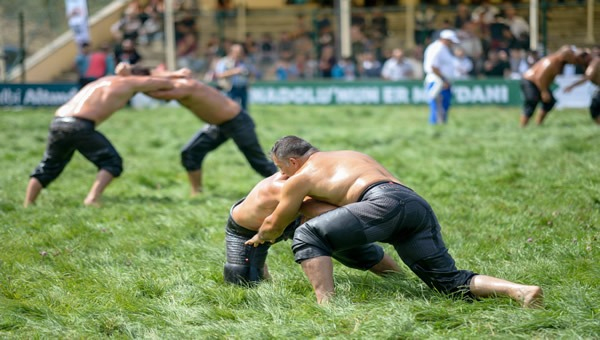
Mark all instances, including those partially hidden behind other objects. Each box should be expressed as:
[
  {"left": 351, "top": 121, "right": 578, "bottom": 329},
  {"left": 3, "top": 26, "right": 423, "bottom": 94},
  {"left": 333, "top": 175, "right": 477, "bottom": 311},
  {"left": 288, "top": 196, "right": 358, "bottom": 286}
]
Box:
[
  {"left": 271, "top": 136, "right": 318, "bottom": 176},
  {"left": 575, "top": 50, "right": 592, "bottom": 67}
]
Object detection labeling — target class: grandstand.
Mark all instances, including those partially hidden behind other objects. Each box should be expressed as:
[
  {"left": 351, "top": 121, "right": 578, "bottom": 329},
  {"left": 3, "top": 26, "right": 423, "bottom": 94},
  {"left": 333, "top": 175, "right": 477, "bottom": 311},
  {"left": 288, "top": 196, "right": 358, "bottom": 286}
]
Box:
[{"left": 0, "top": 0, "right": 598, "bottom": 83}]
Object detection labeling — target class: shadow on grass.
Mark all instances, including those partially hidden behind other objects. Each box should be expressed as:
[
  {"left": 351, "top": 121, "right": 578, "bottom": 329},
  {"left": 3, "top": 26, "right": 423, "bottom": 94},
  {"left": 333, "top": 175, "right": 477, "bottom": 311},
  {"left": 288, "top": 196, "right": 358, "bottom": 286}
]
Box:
[{"left": 334, "top": 270, "right": 437, "bottom": 303}]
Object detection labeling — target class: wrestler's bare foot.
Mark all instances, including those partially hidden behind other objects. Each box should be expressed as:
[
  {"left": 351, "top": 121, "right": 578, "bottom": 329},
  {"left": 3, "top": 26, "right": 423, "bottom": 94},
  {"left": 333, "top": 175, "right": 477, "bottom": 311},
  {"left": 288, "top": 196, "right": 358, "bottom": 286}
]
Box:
[
  {"left": 514, "top": 285, "right": 544, "bottom": 308},
  {"left": 83, "top": 198, "right": 102, "bottom": 207},
  {"left": 316, "top": 292, "right": 333, "bottom": 305},
  {"left": 190, "top": 188, "right": 203, "bottom": 197}
]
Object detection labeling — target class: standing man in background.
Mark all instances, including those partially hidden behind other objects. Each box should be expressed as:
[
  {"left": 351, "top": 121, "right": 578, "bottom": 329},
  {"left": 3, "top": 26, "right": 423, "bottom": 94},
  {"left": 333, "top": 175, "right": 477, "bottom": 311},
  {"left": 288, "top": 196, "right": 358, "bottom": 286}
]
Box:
[
  {"left": 75, "top": 43, "right": 115, "bottom": 89},
  {"left": 215, "top": 44, "right": 252, "bottom": 112},
  {"left": 423, "top": 30, "right": 459, "bottom": 125}
]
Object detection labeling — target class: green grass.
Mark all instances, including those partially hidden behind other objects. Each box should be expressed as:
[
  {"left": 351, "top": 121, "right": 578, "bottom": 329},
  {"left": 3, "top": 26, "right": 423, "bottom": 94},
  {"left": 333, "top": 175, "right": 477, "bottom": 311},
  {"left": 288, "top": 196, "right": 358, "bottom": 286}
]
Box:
[{"left": 1, "top": 104, "right": 599, "bottom": 338}]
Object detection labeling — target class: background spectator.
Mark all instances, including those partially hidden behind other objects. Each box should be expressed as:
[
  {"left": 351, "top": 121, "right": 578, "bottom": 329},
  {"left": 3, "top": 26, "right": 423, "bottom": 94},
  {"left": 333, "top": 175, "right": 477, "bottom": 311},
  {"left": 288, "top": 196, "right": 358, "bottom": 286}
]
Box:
[
  {"left": 452, "top": 46, "right": 473, "bottom": 79},
  {"left": 357, "top": 51, "right": 382, "bottom": 79},
  {"left": 75, "top": 43, "right": 115, "bottom": 89},
  {"left": 381, "top": 48, "right": 415, "bottom": 81},
  {"left": 504, "top": 6, "right": 530, "bottom": 50},
  {"left": 332, "top": 57, "right": 356, "bottom": 81},
  {"left": 114, "top": 39, "right": 142, "bottom": 65},
  {"left": 483, "top": 49, "right": 511, "bottom": 78},
  {"left": 318, "top": 45, "right": 336, "bottom": 78},
  {"left": 454, "top": 4, "right": 471, "bottom": 30},
  {"left": 215, "top": 44, "right": 252, "bottom": 111}
]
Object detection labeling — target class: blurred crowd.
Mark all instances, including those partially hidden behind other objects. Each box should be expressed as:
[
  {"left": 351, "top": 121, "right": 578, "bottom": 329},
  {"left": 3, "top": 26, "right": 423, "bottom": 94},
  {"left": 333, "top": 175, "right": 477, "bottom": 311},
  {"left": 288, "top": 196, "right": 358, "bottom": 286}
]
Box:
[{"left": 75, "top": 0, "right": 588, "bottom": 86}]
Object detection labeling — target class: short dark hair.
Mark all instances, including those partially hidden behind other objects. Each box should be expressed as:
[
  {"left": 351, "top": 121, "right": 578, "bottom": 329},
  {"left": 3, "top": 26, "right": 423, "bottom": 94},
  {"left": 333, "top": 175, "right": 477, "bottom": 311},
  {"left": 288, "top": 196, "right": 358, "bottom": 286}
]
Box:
[
  {"left": 130, "top": 65, "right": 151, "bottom": 76},
  {"left": 271, "top": 135, "right": 318, "bottom": 160}
]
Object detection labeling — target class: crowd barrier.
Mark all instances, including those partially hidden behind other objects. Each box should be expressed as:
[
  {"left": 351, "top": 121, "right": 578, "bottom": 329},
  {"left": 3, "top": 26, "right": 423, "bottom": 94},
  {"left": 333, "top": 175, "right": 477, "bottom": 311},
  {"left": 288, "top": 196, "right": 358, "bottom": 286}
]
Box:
[{"left": 0, "top": 77, "right": 595, "bottom": 108}]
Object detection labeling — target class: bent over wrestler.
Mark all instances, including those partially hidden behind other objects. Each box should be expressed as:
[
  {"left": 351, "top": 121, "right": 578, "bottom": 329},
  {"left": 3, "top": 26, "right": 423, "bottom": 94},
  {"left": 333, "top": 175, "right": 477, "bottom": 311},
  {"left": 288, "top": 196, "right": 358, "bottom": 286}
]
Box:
[
  {"left": 24, "top": 65, "right": 174, "bottom": 207},
  {"left": 146, "top": 78, "right": 277, "bottom": 196},
  {"left": 224, "top": 172, "right": 401, "bottom": 285},
  {"left": 246, "top": 136, "right": 543, "bottom": 307}
]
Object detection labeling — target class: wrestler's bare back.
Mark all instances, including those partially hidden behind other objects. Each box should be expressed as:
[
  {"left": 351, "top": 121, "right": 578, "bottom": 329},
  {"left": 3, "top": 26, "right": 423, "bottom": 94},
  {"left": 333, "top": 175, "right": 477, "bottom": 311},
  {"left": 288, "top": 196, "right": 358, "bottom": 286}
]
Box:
[
  {"left": 587, "top": 57, "right": 600, "bottom": 86},
  {"left": 55, "top": 76, "right": 173, "bottom": 125},
  {"left": 147, "top": 78, "right": 241, "bottom": 125},
  {"left": 232, "top": 173, "right": 288, "bottom": 231},
  {"left": 524, "top": 48, "right": 575, "bottom": 90},
  {"left": 291, "top": 151, "right": 401, "bottom": 207}
]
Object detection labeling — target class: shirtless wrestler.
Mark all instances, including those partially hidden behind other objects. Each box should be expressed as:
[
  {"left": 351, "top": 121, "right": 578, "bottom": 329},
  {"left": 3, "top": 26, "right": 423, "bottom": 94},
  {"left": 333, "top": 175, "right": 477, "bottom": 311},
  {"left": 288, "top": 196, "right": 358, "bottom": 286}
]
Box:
[
  {"left": 246, "top": 136, "right": 543, "bottom": 308},
  {"left": 24, "top": 63, "right": 174, "bottom": 207}
]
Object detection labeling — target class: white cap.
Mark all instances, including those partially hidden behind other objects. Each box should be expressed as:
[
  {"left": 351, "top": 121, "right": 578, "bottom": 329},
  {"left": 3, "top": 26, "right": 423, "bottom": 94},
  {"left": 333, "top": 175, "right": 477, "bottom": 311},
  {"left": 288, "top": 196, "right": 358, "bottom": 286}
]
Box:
[{"left": 440, "top": 29, "right": 460, "bottom": 44}]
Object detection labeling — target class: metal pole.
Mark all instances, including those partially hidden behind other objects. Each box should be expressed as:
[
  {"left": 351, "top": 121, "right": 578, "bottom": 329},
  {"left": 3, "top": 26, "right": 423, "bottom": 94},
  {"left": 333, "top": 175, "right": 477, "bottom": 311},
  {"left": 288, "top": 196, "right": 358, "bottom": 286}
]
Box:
[
  {"left": 336, "top": 0, "right": 351, "bottom": 59},
  {"left": 19, "top": 11, "right": 26, "bottom": 83},
  {"left": 237, "top": 0, "right": 246, "bottom": 43},
  {"left": 529, "top": 0, "right": 538, "bottom": 52},
  {"left": 405, "top": 0, "right": 416, "bottom": 50},
  {"left": 541, "top": 0, "right": 547, "bottom": 56},
  {"left": 586, "top": 0, "right": 596, "bottom": 44},
  {"left": 164, "top": 0, "right": 176, "bottom": 71}
]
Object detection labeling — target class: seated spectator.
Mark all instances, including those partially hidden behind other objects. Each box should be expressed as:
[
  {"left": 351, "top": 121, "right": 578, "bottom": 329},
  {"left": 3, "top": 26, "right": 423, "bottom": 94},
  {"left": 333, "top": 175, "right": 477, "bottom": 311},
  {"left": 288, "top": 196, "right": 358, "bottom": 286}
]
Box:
[
  {"left": 350, "top": 25, "right": 372, "bottom": 62},
  {"left": 454, "top": 4, "right": 471, "bottom": 30},
  {"left": 489, "top": 14, "right": 511, "bottom": 50},
  {"left": 294, "top": 52, "right": 316, "bottom": 79},
  {"left": 452, "top": 47, "right": 473, "bottom": 79},
  {"left": 318, "top": 45, "right": 336, "bottom": 78},
  {"left": 483, "top": 49, "right": 511, "bottom": 78},
  {"left": 114, "top": 38, "right": 142, "bottom": 65},
  {"left": 277, "top": 31, "right": 295, "bottom": 56},
  {"left": 176, "top": 32, "right": 203, "bottom": 71},
  {"left": 275, "top": 51, "right": 299, "bottom": 81},
  {"left": 457, "top": 21, "right": 484, "bottom": 76},
  {"left": 406, "top": 47, "right": 425, "bottom": 80},
  {"left": 138, "top": 10, "right": 163, "bottom": 46},
  {"left": 351, "top": 11, "right": 366, "bottom": 31},
  {"left": 111, "top": 10, "right": 143, "bottom": 42},
  {"left": 174, "top": 10, "right": 197, "bottom": 43},
  {"left": 371, "top": 9, "right": 388, "bottom": 38},
  {"left": 332, "top": 57, "right": 356, "bottom": 81},
  {"left": 508, "top": 48, "right": 529, "bottom": 79},
  {"left": 243, "top": 33, "right": 258, "bottom": 62},
  {"left": 357, "top": 51, "right": 382, "bottom": 78},
  {"left": 381, "top": 48, "right": 414, "bottom": 81},
  {"left": 504, "top": 6, "right": 530, "bottom": 50},
  {"left": 471, "top": 0, "right": 500, "bottom": 25},
  {"left": 415, "top": 7, "right": 436, "bottom": 46},
  {"left": 258, "top": 32, "right": 276, "bottom": 65}
]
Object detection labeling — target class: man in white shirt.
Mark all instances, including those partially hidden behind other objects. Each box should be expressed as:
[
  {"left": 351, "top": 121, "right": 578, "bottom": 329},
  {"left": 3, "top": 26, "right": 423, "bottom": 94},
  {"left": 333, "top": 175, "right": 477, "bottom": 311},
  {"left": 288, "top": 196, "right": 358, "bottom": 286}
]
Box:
[
  {"left": 423, "top": 29, "right": 459, "bottom": 124},
  {"left": 381, "top": 48, "right": 415, "bottom": 81}
]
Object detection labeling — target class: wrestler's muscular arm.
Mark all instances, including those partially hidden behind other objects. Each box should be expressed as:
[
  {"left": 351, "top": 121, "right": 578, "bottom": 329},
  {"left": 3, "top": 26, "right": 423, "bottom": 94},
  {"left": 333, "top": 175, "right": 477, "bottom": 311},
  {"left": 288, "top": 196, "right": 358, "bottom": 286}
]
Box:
[
  {"left": 246, "top": 176, "right": 310, "bottom": 246},
  {"left": 127, "top": 76, "right": 175, "bottom": 93},
  {"left": 565, "top": 58, "right": 600, "bottom": 92}
]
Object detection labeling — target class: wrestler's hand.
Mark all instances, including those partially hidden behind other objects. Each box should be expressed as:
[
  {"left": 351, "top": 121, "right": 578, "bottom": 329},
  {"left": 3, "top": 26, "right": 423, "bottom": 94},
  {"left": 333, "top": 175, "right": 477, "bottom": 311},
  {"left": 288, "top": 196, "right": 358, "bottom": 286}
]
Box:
[
  {"left": 245, "top": 233, "right": 275, "bottom": 247},
  {"left": 563, "top": 86, "right": 573, "bottom": 93},
  {"left": 115, "top": 62, "right": 132, "bottom": 76},
  {"left": 541, "top": 91, "right": 551, "bottom": 103},
  {"left": 174, "top": 68, "right": 192, "bottom": 78}
]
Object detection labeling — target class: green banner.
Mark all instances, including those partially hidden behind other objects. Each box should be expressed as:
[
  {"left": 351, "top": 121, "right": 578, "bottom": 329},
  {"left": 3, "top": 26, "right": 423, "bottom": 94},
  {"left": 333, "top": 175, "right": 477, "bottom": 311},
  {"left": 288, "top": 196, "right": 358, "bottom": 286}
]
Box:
[
  {"left": 0, "top": 79, "right": 523, "bottom": 107},
  {"left": 250, "top": 79, "right": 522, "bottom": 106}
]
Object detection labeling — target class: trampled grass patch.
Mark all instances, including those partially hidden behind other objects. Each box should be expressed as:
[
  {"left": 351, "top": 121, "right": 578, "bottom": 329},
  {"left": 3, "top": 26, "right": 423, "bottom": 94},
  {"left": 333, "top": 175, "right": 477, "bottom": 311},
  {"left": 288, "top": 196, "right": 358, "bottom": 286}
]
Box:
[{"left": 0, "top": 104, "right": 599, "bottom": 338}]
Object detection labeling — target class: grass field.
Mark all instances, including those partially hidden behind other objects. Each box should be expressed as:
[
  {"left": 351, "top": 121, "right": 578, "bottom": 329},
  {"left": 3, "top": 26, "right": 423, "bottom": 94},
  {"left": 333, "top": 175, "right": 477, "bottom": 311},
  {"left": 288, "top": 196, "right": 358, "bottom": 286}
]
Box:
[{"left": 1, "top": 104, "right": 599, "bottom": 338}]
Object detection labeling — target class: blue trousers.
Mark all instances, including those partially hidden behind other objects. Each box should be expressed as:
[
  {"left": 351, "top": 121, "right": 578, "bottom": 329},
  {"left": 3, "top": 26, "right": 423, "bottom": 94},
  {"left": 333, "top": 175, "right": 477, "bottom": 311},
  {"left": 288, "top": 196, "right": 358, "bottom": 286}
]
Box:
[
  {"left": 427, "top": 85, "right": 453, "bottom": 124},
  {"left": 228, "top": 85, "right": 248, "bottom": 112}
]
